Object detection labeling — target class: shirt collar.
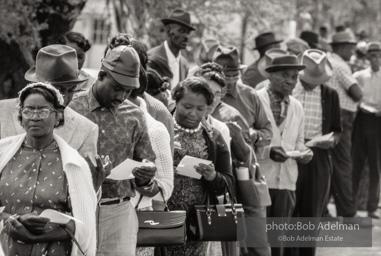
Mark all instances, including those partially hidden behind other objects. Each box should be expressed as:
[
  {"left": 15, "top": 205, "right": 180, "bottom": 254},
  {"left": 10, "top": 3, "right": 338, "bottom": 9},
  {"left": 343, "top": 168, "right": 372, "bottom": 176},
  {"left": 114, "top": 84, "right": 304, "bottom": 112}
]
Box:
[
  {"left": 164, "top": 41, "right": 181, "bottom": 63},
  {"left": 295, "top": 79, "right": 321, "bottom": 93},
  {"left": 88, "top": 85, "right": 118, "bottom": 115},
  {"left": 268, "top": 86, "right": 290, "bottom": 104}
]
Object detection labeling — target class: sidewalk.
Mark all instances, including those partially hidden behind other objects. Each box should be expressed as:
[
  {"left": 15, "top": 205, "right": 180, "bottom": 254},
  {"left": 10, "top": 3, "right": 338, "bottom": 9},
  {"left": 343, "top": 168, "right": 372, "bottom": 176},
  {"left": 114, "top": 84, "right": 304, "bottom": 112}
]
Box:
[{"left": 316, "top": 204, "right": 381, "bottom": 256}]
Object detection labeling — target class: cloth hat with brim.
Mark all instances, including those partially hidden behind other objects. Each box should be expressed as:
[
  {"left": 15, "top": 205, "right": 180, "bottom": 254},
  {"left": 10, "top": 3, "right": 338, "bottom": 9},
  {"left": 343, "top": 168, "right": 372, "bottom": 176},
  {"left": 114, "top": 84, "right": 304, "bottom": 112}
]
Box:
[
  {"left": 286, "top": 38, "right": 310, "bottom": 55},
  {"left": 330, "top": 31, "right": 357, "bottom": 45},
  {"left": 212, "top": 46, "right": 247, "bottom": 71},
  {"left": 254, "top": 32, "right": 283, "bottom": 50},
  {"left": 265, "top": 55, "right": 306, "bottom": 73},
  {"left": 300, "top": 31, "right": 320, "bottom": 48},
  {"left": 258, "top": 48, "right": 289, "bottom": 78},
  {"left": 299, "top": 49, "right": 333, "bottom": 85},
  {"left": 102, "top": 45, "right": 140, "bottom": 88},
  {"left": 161, "top": 9, "right": 196, "bottom": 31},
  {"left": 25, "top": 44, "right": 88, "bottom": 84},
  {"left": 367, "top": 41, "right": 381, "bottom": 53}
]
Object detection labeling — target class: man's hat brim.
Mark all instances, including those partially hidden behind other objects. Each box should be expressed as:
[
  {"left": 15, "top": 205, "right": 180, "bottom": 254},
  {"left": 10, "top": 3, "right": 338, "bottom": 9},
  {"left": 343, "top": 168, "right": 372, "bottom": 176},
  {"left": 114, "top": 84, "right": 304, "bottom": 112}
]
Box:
[
  {"left": 161, "top": 18, "right": 196, "bottom": 31},
  {"left": 253, "top": 40, "right": 283, "bottom": 50},
  {"left": 109, "top": 70, "right": 140, "bottom": 88},
  {"left": 265, "top": 64, "right": 306, "bottom": 73},
  {"left": 222, "top": 64, "right": 248, "bottom": 71},
  {"left": 25, "top": 67, "right": 89, "bottom": 84}
]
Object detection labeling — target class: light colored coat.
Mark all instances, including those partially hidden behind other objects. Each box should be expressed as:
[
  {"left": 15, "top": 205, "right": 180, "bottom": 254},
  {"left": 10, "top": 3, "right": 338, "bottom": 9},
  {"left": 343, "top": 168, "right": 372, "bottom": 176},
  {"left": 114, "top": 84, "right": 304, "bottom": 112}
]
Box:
[
  {"left": 0, "top": 133, "right": 97, "bottom": 256},
  {"left": 256, "top": 88, "right": 307, "bottom": 191},
  {"left": 0, "top": 98, "right": 98, "bottom": 161}
]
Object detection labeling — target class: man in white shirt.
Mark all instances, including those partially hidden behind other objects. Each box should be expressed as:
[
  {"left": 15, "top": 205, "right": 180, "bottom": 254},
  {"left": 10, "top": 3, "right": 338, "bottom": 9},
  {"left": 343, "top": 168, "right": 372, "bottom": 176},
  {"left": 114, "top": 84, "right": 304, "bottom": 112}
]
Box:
[
  {"left": 148, "top": 9, "right": 195, "bottom": 89},
  {"left": 352, "top": 42, "right": 381, "bottom": 219}
]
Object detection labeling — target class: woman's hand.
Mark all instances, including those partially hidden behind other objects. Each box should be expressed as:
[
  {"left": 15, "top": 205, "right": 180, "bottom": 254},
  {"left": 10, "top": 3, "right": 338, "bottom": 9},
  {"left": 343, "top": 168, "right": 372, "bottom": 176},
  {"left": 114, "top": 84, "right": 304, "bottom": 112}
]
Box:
[
  {"left": 18, "top": 213, "right": 50, "bottom": 235},
  {"left": 6, "top": 216, "right": 38, "bottom": 243},
  {"left": 195, "top": 163, "right": 217, "bottom": 181}
]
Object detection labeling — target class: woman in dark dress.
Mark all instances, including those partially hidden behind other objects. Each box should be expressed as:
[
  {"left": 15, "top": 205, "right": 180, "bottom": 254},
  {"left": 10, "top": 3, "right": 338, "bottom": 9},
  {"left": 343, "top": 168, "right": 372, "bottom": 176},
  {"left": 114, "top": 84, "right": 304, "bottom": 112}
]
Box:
[{"left": 167, "top": 77, "right": 234, "bottom": 256}]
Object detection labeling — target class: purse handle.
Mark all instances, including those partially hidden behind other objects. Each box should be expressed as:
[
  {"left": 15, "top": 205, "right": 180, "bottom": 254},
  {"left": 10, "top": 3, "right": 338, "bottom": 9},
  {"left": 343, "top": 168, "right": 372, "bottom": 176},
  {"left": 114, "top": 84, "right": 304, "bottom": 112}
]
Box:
[
  {"left": 135, "top": 186, "right": 169, "bottom": 212},
  {"left": 204, "top": 176, "right": 237, "bottom": 215}
]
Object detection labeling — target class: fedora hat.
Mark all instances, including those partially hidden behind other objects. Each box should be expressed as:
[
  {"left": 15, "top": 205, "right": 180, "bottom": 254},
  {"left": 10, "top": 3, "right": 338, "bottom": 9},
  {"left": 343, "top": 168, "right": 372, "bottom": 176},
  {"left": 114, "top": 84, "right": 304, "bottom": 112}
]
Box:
[
  {"left": 254, "top": 32, "right": 283, "bottom": 50},
  {"left": 258, "top": 48, "right": 289, "bottom": 78},
  {"left": 300, "top": 31, "right": 319, "bottom": 48},
  {"left": 299, "top": 49, "right": 333, "bottom": 85},
  {"left": 366, "top": 41, "right": 381, "bottom": 53},
  {"left": 25, "top": 44, "right": 88, "bottom": 84},
  {"left": 330, "top": 31, "right": 357, "bottom": 45},
  {"left": 161, "top": 9, "right": 195, "bottom": 31},
  {"left": 212, "top": 46, "right": 247, "bottom": 71},
  {"left": 265, "top": 55, "right": 306, "bottom": 73},
  {"left": 199, "top": 39, "right": 219, "bottom": 63}
]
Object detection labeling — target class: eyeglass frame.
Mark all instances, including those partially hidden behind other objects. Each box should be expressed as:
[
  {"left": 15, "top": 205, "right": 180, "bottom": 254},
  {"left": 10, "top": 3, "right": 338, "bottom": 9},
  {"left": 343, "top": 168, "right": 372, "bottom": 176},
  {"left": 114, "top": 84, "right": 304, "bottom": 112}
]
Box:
[{"left": 21, "top": 107, "right": 58, "bottom": 119}]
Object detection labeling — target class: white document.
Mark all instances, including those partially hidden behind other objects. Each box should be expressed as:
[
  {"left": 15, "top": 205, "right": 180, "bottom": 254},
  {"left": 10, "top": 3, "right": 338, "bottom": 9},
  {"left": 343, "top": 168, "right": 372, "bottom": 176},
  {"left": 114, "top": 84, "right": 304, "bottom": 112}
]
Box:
[
  {"left": 286, "top": 150, "right": 310, "bottom": 158},
  {"left": 176, "top": 155, "right": 212, "bottom": 179},
  {"left": 0, "top": 206, "right": 4, "bottom": 214},
  {"left": 360, "top": 103, "right": 378, "bottom": 113},
  {"left": 107, "top": 158, "right": 151, "bottom": 180},
  {"left": 305, "top": 132, "right": 334, "bottom": 148},
  {"left": 39, "top": 209, "right": 82, "bottom": 224}
]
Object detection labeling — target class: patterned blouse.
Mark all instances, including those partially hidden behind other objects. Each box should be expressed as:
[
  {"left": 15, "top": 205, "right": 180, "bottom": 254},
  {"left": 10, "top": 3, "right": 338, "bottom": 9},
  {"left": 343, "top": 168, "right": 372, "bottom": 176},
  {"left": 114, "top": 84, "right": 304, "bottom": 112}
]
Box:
[{"left": 0, "top": 140, "right": 72, "bottom": 255}]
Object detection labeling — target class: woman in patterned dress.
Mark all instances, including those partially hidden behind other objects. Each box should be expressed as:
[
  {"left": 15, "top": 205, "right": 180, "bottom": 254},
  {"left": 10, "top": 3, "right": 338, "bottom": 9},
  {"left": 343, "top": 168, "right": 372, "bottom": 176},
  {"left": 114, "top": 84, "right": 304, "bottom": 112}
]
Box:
[
  {"left": 0, "top": 82, "right": 97, "bottom": 256},
  {"left": 167, "top": 77, "right": 234, "bottom": 256}
]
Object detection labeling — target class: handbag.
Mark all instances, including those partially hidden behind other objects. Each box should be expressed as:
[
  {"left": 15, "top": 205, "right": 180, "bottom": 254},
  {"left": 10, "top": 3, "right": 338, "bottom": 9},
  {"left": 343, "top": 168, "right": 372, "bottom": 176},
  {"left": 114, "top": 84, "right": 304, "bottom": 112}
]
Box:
[
  {"left": 236, "top": 151, "right": 271, "bottom": 207},
  {"left": 194, "top": 177, "right": 246, "bottom": 241},
  {"left": 136, "top": 188, "right": 187, "bottom": 247}
]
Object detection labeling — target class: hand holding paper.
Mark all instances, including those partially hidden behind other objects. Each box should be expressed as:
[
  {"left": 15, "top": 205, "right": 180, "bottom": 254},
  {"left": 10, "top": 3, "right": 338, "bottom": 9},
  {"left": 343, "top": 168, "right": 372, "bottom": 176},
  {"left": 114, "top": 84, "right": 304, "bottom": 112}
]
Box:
[
  {"left": 107, "top": 158, "right": 152, "bottom": 180},
  {"left": 177, "top": 156, "right": 212, "bottom": 179}
]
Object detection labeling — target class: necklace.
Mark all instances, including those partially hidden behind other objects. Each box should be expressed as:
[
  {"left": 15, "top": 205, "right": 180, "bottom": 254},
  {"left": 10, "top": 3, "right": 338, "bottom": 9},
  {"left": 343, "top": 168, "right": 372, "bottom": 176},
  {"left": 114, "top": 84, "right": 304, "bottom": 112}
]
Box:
[{"left": 173, "top": 117, "right": 202, "bottom": 134}]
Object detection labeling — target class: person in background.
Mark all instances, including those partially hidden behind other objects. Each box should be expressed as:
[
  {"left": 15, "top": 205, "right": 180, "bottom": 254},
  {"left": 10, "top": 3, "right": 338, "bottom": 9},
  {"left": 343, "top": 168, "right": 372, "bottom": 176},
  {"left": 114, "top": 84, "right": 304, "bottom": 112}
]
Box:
[
  {"left": 188, "top": 38, "right": 220, "bottom": 77},
  {"left": 148, "top": 9, "right": 195, "bottom": 90},
  {"left": 213, "top": 46, "right": 273, "bottom": 150},
  {"left": 57, "top": 31, "right": 95, "bottom": 92},
  {"left": 289, "top": 49, "right": 342, "bottom": 256},
  {"left": 146, "top": 69, "right": 171, "bottom": 108},
  {"left": 242, "top": 32, "right": 282, "bottom": 89},
  {"left": 0, "top": 82, "right": 97, "bottom": 256},
  {"left": 0, "top": 75, "right": 15, "bottom": 100},
  {"left": 349, "top": 41, "right": 370, "bottom": 73},
  {"left": 69, "top": 45, "right": 158, "bottom": 256},
  {"left": 147, "top": 55, "right": 174, "bottom": 80},
  {"left": 300, "top": 31, "right": 320, "bottom": 49},
  {"left": 352, "top": 42, "right": 381, "bottom": 219},
  {"left": 256, "top": 55, "right": 313, "bottom": 256},
  {"left": 286, "top": 38, "right": 310, "bottom": 56},
  {"left": 167, "top": 77, "right": 233, "bottom": 256},
  {"left": 326, "top": 31, "right": 362, "bottom": 218}
]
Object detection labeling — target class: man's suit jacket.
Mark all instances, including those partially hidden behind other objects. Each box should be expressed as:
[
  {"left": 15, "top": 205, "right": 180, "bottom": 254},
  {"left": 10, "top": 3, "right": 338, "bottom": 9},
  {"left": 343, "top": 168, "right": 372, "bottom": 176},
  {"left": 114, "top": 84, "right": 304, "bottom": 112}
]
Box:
[
  {"left": 148, "top": 43, "right": 189, "bottom": 81},
  {"left": 0, "top": 98, "right": 98, "bottom": 160}
]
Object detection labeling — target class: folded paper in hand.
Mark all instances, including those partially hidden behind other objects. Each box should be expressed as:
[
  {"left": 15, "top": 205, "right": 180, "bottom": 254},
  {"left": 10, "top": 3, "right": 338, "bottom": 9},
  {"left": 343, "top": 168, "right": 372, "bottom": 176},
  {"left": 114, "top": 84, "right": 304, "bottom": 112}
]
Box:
[
  {"left": 305, "top": 132, "right": 334, "bottom": 148},
  {"left": 286, "top": 150, "right": 309, "bottom": 158},
  {"left": 176, "top": 155, "right": 212, "bottom": 179},
  {"left": 107, "top": 158, "right": 150, "bottom": 180},
  {"left": 40, "top": 209, "right": 82, "bottom": 225},
  {"left": 360, "top": 103, "right": 378, "bottom": 113}
]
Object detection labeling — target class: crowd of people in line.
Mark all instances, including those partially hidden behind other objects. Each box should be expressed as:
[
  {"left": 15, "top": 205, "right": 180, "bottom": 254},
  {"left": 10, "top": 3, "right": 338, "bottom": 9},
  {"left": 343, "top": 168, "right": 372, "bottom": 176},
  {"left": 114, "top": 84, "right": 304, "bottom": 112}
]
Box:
[{"left": 0, "top": 7, "right": 380, "bottom": 256}]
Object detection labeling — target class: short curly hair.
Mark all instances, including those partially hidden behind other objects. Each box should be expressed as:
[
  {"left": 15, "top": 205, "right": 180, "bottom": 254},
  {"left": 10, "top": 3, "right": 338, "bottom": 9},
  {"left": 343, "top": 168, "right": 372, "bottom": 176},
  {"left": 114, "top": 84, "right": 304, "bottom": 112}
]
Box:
[
  {"left": 57, "top": 31, "right": 91, "bottom": 52},
  {"left": 172, "top": 77, "right": 214, "bottom": 106},
  {"left": 18, "top": 82, "right": 65, "bottom": 128}
]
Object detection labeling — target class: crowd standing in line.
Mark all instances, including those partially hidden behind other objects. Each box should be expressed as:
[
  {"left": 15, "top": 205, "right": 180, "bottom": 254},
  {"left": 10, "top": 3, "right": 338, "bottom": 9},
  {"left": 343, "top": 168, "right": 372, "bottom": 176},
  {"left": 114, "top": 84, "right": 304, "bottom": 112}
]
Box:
[{"left": 0, "top": 7, "right": 380, "bottom": 256}]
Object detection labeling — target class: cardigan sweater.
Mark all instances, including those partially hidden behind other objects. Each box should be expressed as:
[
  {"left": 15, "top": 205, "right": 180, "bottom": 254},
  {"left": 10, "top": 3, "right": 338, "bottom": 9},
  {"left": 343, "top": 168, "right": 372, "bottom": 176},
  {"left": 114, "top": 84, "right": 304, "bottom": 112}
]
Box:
[
  {"left": 0, "top": 133, "right": 97, "bottom": 256},
  {"left": 256, "top": 88, "right": 307, "bottom": 191}
]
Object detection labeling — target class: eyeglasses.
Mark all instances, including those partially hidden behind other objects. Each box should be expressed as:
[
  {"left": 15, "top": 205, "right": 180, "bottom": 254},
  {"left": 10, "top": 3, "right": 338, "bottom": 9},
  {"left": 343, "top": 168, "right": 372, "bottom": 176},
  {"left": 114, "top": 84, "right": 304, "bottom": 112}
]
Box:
[{"left": 21, "top": 107, "right": 57, "bottom": 119}]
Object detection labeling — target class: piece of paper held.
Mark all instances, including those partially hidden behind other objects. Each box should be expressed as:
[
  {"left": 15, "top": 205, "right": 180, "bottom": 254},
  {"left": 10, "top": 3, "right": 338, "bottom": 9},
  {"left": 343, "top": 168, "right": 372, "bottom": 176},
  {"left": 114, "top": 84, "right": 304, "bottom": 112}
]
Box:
[
  {"left": 286, "top": 150, "right": 309, "bottom": 158},
  {"left": 176, "top": 155, "right": 212, "bottom": 179},
  {"left": 360, "top": 103, "right": 378, "bottom": 113},
  {"left": 0, "top": 206, "right": 4, "bottom": 214},
  {"left": 107, "top": 158, "right": 150, "bottom": 180},
  {"left": 40, "top": 209, "right": 82, "bottom": 225},
  {"left": 305, "top": 132, "right": 334, "bottom": 147}
]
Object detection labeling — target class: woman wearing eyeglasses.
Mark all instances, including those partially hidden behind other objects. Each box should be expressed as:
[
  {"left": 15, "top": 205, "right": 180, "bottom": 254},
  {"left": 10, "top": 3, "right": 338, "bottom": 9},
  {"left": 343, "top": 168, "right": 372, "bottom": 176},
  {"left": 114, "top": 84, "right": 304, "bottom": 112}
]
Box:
[{"left": 0, "top": 82, "right": 97, "bottom": 255}]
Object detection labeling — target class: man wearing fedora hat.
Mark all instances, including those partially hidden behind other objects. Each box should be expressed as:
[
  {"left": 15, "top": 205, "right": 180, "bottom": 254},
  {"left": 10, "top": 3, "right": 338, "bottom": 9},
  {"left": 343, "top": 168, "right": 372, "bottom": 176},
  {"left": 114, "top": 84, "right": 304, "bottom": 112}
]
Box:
[
  {"left": 69, "top": 45, "right": 157, "bottom": 255},
  {"left": 242, "top": 32, "right": 283, "bottom": 89},
  {"left": 256, "top": 55, "right": 313, "bottom": 256},
  {"left": 352, "top": 42, "right": 381, "bottom": 220},
  {"left": 289, "top": 49, "right": 342, "bottom": 256},
  {"left": 148, "top": 9, "right": 195, "bottom": 90},
  {"left": 213, "top": 46, "right": 273, "bottom": 150},
  {"left": 326, "top": 31, "right": 363, "bottom": 218},
  {"left": 0, "top": 44, "right": 99, "bottom": 161}
]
